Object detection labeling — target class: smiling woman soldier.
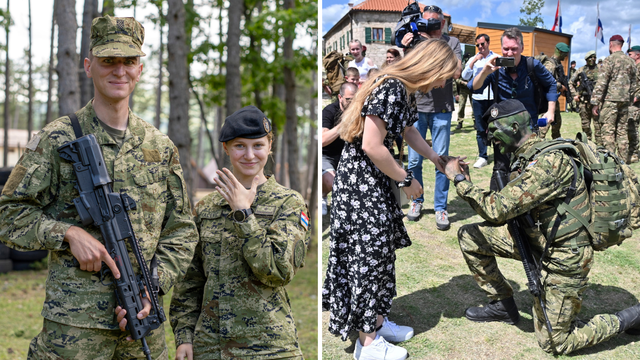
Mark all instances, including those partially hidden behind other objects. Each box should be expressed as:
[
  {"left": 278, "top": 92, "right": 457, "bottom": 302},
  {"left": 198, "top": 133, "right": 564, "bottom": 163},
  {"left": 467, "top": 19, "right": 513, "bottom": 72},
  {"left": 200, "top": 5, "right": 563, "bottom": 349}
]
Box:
[{"left": 170, "top": 105, "right": 311, "bottom": 360}]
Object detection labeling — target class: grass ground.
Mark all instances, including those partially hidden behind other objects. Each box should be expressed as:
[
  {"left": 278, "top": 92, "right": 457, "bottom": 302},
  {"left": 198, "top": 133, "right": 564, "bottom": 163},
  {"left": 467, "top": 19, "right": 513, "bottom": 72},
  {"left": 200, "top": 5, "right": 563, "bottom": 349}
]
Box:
[
  {"left": 0, "top": 232, "right": 318, "bottom": 359},
  {"left": 321, "top": 109, "right": 640, "bottom": 359}
]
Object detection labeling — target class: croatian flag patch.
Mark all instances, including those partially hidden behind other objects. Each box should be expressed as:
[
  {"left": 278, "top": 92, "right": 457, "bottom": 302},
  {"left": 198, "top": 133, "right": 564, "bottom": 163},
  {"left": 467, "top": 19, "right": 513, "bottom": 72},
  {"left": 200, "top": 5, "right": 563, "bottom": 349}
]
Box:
[
  {"left": 527, "top": 159, "right": 538, "bottom": 169},
  {"left": 300, "top": 211, "right": 309, "bottom": 231}
]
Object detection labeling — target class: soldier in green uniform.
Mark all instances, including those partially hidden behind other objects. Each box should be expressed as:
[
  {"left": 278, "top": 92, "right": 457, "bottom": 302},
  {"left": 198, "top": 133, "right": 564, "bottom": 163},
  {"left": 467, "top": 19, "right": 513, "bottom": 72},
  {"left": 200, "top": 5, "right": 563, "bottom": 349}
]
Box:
[
  {"left": 0, "top": 16, "right": 197, "bottom": 359},
  {"left": 539, "top": 43, "right": 570, "bottom": 139},
  {"left": 455, "top": 75, "right": 472, "bottom": 130},
  {"left": 569, "top": 51, "right": 601, "bottom": 144},
  {"left": 443, "top": 99, "right": 640, "bottom": 354},
  {"left": 591, "top": 35, "right": 640, "bottom": 162},
  {"left": 170, "top": 106, "right": 311, "bottom": 360},
  {"left": 627, "top": 45, "right": 640, "bottom": 163}
]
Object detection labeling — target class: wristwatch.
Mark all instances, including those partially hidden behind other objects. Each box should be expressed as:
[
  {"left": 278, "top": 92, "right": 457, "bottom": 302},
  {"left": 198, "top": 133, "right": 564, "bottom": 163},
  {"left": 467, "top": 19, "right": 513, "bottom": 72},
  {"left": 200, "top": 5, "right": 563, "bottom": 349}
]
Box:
[
  {"left": 397, "top": 170, "right": 414, "bottom": 188},
  {"left": 232, "top": 208, "right": 253, "bottom": 222},
  {"left": 453, "top": 173, "right": 467, "bottom": 186}
]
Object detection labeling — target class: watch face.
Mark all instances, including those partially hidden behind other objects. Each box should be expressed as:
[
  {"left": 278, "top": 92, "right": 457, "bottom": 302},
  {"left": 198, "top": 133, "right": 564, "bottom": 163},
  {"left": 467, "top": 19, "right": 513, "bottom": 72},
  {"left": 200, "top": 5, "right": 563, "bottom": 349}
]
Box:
[{"left": 233, "top": 210, "right": 245, "bottom": 222}]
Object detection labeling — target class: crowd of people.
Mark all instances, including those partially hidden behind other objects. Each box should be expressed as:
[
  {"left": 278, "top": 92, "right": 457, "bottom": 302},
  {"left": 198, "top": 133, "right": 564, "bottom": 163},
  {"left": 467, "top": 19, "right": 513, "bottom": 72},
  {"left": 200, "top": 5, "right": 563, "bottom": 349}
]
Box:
[{"left": 322, "top": 4, "right": 640, "bottom": 360}]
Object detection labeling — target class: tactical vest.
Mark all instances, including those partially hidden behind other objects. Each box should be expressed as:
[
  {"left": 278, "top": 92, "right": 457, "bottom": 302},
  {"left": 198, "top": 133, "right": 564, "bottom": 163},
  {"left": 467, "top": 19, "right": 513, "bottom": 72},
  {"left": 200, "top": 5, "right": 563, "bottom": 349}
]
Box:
[{"left": 517, "top": 132, "right": 640, "bottom": 251}]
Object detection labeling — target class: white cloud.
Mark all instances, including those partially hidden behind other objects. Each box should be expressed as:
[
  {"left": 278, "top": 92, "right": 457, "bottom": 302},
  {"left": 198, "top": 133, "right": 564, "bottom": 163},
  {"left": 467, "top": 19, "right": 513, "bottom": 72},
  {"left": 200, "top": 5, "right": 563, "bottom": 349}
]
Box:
[{"left": 322, "top": 4, "right": 351, "bottom": 35}]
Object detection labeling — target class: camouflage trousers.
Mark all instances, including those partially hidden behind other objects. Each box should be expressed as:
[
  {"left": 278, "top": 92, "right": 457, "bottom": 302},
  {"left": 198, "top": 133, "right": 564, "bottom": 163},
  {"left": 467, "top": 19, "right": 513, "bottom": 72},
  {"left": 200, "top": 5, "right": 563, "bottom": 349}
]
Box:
[
  {"left": 457, "top": 91, "right": 470, "bottom": 120},
  {"left": 628, "top": 104, "right": 640, "bottom": 157},
  {"left": 578, "top": 101, "right": 602, "bottom": 145},
  {"left": 28, "top": 318, "right": 168, "bottom": 360},
  {"left": 539, "top": 101, "right": 562, "bottom": 139},
  {"left": 458, "top": 222, "right": 621, "bottom": 354},
  {"left": 600, "top": 100, "right": 630, "bottom": 161}
]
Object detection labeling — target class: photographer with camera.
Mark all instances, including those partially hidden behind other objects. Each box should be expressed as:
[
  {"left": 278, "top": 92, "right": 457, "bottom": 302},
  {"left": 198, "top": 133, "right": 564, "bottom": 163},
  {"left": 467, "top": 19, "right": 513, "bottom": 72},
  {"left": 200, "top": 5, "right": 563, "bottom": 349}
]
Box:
[
  {"left": 469, "top": 27, "right": 557, "bottom": 191},
  {"left": 396, "top": 4, "right": 462, "bottom": 229}
]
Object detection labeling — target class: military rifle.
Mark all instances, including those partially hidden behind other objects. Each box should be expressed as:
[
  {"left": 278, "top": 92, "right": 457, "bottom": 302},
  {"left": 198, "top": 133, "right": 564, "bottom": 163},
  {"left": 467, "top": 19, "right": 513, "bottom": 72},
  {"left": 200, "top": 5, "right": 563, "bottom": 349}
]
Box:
[
  {"left": 577, "top": 71, "right": 594, "bottom": 104},
  {"left": 494, "top": 172, "right": 556, "bottom": 353},
  {"left": 58, "top": 134, "right": 165, "bottom": 360},
  {"left": 556, "top": 62, "right": 574, "bottom": 112}
]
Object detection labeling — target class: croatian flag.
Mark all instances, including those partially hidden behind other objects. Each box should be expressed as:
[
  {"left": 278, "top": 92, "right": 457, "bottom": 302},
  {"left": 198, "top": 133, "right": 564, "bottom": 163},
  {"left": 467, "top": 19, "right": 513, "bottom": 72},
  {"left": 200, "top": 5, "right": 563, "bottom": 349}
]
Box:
[
  {"left": 551, "top": 0, "right": 562, "bottom": 33},
  {"left": 595, "top": 3, "right": 604, "bottom": 44}
]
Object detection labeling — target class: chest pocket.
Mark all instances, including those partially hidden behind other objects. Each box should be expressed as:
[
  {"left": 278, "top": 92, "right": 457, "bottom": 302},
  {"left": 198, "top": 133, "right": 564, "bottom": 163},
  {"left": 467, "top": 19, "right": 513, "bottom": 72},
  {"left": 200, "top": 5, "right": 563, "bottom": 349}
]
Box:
[
  {"left": 132, "top": 166, "right": 170, "bottom": 232},
  {"left": 198, "top": 210, "right": 225, "bottom": 271}
]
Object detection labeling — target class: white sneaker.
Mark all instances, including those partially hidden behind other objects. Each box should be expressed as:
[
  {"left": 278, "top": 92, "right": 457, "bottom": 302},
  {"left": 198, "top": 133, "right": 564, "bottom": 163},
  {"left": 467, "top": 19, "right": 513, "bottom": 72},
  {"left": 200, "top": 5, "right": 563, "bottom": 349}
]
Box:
[
  {"left": 354, "top": 335, "right": 408, "bottom": 360},
  {"left": 322, "top": 197, "right": 328, "bottom": 216},
  {"left": 376, "top": 317, "right": 414, "bottom": 342},
  {"left": 473, "top": 157, "right": 488, "bottom": 168}
]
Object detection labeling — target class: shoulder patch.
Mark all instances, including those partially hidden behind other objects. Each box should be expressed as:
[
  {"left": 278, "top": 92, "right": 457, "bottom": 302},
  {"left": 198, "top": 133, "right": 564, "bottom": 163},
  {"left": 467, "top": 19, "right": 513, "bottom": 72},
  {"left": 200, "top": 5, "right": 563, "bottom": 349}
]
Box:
[
  {"left": 254, "top": 205, "right": 276, "bottom": 216},
  {"left": 526, "top": 159, "right": 538, "bottom": 169},
  {"left": 25, "top": 134, "right": 41, "bottom": 151},
  {"left": 142, "top": 148, "right": 161, "bottom": 163},
  {"left": 300, "top": 210, "right": 309, "bottom": 231},
  {"left": 2, "top": 165, "right": 27, "bottom": 196}
]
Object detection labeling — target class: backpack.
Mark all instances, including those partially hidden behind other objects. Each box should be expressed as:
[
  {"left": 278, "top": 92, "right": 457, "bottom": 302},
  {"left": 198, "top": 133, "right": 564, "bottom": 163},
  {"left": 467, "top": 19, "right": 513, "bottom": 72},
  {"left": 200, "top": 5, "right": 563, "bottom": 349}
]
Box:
[
  {"left": 518, "top": 132, "right": 640, "bottom": 251},
  {"left": 526, "top": 56, "right": 550, "bottom": 115},
  {"left": 322, "top": 51, "right": 353, "bottom": 94}
]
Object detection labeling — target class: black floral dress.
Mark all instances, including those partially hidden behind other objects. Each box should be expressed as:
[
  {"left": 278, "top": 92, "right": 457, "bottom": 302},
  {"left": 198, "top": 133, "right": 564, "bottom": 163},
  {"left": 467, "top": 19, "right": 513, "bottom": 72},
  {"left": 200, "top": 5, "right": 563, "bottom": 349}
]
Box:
[{"left": 322, "top": 78, "right": 418, "bottom": 340}]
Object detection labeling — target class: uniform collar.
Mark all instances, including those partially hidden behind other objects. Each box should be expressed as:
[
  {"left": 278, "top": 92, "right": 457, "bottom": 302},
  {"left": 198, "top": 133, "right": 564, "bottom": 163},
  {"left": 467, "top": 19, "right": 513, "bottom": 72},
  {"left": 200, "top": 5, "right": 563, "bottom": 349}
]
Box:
[
  {"left": 77, "top": 99, "right": 145, "bottom": 153},
  {"left": 514, "top": 134, "right": 542, "bottom": 158}
]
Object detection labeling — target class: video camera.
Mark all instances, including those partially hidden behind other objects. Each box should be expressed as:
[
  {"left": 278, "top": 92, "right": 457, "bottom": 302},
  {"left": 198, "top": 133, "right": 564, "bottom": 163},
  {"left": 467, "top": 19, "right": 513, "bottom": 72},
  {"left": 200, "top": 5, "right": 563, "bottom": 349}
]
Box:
[{"left": 394, "top": 1, "right": 441, "bottom": 48}]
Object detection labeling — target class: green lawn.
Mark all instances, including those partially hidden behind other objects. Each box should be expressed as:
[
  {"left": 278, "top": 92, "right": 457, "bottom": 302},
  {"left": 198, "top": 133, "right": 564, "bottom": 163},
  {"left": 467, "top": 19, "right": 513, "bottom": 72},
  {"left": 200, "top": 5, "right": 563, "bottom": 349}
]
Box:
[
  {"left": 322, "top": 111, "right": 640, "bottom": 359},
  {"left": 0, "top": 233, "right": 318, "bottom": 359}
]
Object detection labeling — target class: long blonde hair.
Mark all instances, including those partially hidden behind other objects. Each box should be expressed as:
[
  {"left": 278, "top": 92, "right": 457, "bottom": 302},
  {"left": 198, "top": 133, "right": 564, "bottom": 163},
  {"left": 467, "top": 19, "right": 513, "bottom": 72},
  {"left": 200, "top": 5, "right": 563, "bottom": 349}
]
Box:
[{"left": 340, "top": 39, "right": 458, "bottom": 143}]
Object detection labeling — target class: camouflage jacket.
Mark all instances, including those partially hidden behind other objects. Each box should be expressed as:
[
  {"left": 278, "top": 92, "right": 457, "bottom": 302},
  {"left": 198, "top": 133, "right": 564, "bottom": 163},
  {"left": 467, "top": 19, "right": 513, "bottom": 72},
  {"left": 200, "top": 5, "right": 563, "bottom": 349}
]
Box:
[
  {"left": 170, "top": 176, "right": 310, "bottom": 359},
  {"left": 542, "top": 55, "right": 565, "bottom": 95},
  {"left": 454, "top": 136, "right": 589, "bottom": 245},
  {"left": 0, "top": 101, "right": 198, "bottom": 329},
  {"left": 591, "top": 50, "right": 639, "bottom": 104},
  {"left": 569, "top": 65, "right": 599, "bottom": 103},
  {"left": 454, "top": 78, "right": 471, "bottom": 95}
]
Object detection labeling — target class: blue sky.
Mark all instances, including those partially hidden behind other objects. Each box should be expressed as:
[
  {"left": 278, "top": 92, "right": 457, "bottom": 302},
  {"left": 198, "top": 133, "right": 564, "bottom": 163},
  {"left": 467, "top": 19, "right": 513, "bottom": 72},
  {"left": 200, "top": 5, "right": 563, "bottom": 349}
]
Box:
[{"left": 322, "top": 0, "right": 640, "bottom": 67}]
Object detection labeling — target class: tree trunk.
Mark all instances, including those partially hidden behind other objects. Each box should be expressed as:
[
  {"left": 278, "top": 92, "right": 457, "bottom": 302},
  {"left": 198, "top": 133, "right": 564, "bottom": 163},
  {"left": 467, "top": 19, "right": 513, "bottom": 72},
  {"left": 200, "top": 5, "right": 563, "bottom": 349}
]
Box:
[
  {"left": 102, "top": 0, "right": 114, "bottom": 16},
  {"left": 283, "top": 0, "right": 299, "bottom": 192},
  {"left": 79, "top": 0, "right": 94, "bottom": 107},
  {"left": 3, "top": 0, "right": 10, "bottom": 167},
  {"left": 27, "top": 0, "right": 33, "bottom": 141},
  {"left": 167, "top": 0, "right": 193, "bottom": 202},
  {"left": 56, "top": 0, "right": 80, "bottom": 116},
  {"left": 155, "top": 7, "right": 164, "bottom": 130},
  {"left": 225, "top": 1, "right": 244, "bottom": 116},
  {"left": 45, "top": 0, "right": 57, "bottom": 125}
]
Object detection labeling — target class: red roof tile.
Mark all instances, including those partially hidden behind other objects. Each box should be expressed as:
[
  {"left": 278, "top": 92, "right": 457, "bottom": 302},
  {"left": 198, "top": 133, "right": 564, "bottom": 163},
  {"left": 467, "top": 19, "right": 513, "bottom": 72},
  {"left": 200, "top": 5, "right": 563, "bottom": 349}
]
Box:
[{"left": 352, "top": 0, "right": 427, "bottom": 12}]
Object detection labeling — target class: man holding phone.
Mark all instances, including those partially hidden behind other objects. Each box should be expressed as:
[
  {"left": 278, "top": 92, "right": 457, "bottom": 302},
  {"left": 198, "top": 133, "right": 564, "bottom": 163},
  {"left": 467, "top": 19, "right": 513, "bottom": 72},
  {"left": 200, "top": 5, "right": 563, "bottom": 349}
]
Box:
[{"left": 468, "top": 26, "right": 557, "bottom": 191}]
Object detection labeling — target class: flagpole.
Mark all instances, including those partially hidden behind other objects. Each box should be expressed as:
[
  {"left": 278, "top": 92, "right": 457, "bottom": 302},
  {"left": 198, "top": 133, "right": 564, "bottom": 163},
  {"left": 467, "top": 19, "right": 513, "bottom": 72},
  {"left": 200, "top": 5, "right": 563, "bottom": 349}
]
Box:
[{"left": 595, "top": 3, "right": 598, "bottom": 58}]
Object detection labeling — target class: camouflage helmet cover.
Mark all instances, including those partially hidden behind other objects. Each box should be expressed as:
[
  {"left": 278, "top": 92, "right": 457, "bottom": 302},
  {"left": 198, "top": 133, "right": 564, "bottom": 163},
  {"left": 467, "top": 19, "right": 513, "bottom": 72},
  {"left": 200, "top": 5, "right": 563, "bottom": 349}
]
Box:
[{"left": 90, "top": 15, "right": 146, "bottom": 57}]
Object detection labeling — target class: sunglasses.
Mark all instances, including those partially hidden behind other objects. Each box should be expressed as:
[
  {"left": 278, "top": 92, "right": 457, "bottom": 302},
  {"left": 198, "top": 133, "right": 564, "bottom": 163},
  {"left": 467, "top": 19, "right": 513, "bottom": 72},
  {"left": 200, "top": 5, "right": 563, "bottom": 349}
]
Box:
[
  {"left": 475, "top": 43, "right": 487, "bottom": 48},
  {"left": 424, "top": 5, "right": 443, "bottom": 14}
]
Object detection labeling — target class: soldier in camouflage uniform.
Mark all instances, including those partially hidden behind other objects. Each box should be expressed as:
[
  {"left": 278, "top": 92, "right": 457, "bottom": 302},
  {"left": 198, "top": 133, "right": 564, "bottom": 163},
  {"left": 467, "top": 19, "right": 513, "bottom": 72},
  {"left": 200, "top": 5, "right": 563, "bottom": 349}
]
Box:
[
  {"left": 454, "top": 76, "right": 472, "bottom": 130},
  {"left": 626, "top": 45, "right": 640, "bottom": 163},
  {"left": 569, "top": 51, "right": 601, "bottom": 144},
  {"left": 0, "top": 16, "right": 198, "bottom": 359},
  {"left": 443, "top": 99, "right": 640, "bottom": 354},
  {"left": 591, "top": 35, "right": 640, "bottom": 162},
  {"left": 170, "top": 106, "right": 310, "bottom": 360},
  {"left": 539, "top": 43, "right": 570, "bottom": 139}
]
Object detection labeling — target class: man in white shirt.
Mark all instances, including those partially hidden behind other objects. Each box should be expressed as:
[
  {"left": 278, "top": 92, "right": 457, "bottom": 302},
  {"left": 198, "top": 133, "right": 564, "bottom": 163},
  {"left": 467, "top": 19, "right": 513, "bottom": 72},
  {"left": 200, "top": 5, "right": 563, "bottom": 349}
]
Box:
[{"left": 461, "top": 34, "right": 494, "bottom": 168}]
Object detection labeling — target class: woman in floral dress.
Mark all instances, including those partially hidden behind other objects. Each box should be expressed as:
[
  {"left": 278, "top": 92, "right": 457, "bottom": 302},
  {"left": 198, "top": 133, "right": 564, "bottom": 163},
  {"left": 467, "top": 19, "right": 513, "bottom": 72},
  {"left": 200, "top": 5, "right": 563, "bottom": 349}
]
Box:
[{"left": 322, "top": 39, "right": 459, "bottom": 360}]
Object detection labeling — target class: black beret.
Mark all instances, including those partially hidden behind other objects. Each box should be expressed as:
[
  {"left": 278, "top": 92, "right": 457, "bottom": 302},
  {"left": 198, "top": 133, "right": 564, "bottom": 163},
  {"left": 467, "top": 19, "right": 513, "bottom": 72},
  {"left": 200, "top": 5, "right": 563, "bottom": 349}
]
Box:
[
  {"left": 219, "top": 105, "right": 272, "bottom": 142},
  {"left": 482, "top": 99, "right": 528, "bottom": 124}
]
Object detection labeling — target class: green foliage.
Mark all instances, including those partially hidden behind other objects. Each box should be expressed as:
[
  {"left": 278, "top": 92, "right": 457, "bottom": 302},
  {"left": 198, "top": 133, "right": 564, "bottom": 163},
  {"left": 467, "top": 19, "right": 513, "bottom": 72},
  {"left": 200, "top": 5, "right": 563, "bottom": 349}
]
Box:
[{"left": 519, "top": 0, "right": 545, "bottom": 28}]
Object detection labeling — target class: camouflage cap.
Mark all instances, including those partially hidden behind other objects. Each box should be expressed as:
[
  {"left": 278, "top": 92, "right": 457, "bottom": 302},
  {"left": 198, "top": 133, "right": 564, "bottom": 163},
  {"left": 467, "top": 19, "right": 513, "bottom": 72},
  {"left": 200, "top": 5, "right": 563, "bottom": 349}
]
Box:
[
  {"left": 585, "top": 50, "right": 596, "bottom": 60},
  {"left": 90, "top": 15, "right": 146, "bottom": 57}
]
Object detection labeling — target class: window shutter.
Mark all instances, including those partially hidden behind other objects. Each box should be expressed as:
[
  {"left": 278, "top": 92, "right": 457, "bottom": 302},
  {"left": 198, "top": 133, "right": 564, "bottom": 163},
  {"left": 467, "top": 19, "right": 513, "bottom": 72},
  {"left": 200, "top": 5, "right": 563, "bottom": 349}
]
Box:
[
  {"left": 365, "top": 27, "right": 371, "bottom": 44},
  {"left": 385, "top": 28, "right": 392, "bottom": 44}
]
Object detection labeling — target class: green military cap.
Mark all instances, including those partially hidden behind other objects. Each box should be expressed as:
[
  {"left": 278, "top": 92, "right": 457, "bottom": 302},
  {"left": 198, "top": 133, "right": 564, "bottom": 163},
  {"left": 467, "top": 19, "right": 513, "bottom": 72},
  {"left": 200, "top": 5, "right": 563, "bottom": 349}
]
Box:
[
  {"left": 585, "top": 50, "right": 596, "bottom": 59},
  {"left": 555, "top": 42, "right": 570, "bottom": 53},
  {"left": 631, "top": 45, "right": 640, "bottom": 53},
  {"left": 90, "top": 15, "right": 146, "bottom": 57}
]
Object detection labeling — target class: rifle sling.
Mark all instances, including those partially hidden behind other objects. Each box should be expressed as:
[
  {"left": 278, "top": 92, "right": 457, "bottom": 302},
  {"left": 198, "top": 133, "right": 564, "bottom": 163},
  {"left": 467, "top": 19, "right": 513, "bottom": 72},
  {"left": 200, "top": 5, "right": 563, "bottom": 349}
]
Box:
[{"left": 68, "top": 113, "right": 84, "bottom": 139}]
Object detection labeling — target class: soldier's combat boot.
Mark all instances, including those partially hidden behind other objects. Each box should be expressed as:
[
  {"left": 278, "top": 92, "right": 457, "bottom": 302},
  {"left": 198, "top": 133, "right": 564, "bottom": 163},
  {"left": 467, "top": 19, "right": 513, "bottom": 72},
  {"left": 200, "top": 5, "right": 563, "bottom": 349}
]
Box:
[
  {"left": 465, "top": 297, "right": 520, "bottom": 325},
  {"left": 616, "top": 303, "right": 640, "bottom": 335}
]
